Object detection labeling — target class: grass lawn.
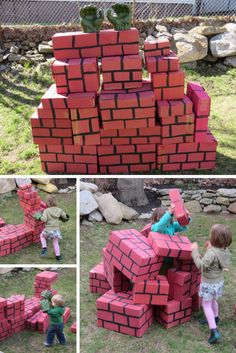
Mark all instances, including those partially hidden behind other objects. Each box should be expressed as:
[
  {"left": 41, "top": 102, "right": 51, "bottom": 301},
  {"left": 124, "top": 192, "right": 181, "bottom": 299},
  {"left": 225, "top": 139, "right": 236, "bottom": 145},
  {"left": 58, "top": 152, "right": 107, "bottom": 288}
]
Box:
[
  {"left": 0, "top": 63, "right": 236, "bottom": 175},
  {"left": 0, "top": 268, "right": 76, "bottom": 353},
  {"left": 80, "top": 214, "right": 236, "bottom": 353},
  {"left": 0, "top": 191, "right": 76, "bottom": 264}
]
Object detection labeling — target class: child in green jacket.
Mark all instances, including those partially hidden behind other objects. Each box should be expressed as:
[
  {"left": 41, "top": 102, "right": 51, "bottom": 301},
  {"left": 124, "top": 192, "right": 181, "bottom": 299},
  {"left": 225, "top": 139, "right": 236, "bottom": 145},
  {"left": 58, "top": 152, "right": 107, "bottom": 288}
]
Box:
[
  {"left": 36, "top": 196, "right": 69, "bottom": 262},
  {"left": 43, "top": 294, "right": 67, "bottom": 347},
  {"left": 191, "top": 224, "right": 232, "bottom": 345}
]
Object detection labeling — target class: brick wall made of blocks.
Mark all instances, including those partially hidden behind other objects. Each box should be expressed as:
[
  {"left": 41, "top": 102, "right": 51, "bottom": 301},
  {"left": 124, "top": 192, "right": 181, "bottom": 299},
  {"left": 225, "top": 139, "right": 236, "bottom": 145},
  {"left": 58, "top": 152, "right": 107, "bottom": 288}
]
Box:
[{"left": 30, "top": 28, "right": 217, "bottom": 175}]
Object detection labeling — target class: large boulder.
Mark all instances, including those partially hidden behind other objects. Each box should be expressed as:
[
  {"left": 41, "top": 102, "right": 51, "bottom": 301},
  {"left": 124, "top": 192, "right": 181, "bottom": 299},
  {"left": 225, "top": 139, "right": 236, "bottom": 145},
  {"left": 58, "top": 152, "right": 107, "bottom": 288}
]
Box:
[
  {"left": 189, "top": 25, "right": 226, "bottom": 36},
  {"left": 215, "top": 197, "right": 230, "bottom": 206},
  {"left": 80, "top": 190, "right": 98, "bottom": 216},
  {"left": 94, "top": 193, "right": 123, "bottom": 224},
  {"left": 0, "top": 179, "right": 16, "bottom": 194},
  {"left": 217, "top": 188, "right": 236, "bottom": 198},
  {"left": 80, "top": 181, "right": 98, "bottom": 193},
  {"left": 38, "top": 43, "right": 53, "bottom": 54},
  {"left": 37, "top": 183, "right": 58, "bottom": 193},
  {"left": 31, "top": 177, "right": 51, "bottom": 185},
  {"left": 15, "top": 178, "right": 32, "bottom": 187},
  {"left": 173, "top": 32, "right": 208, "bottom": 63},
  {"left": 118, "top": 202, "right": 139, "bottom": 220},
  {"left": 200, "top": 198, "right": 213, "bottom": 206},
  {"left": 88, "top": 210, "right": 103, "bottom": 222},
  {"left": 184, "top": 200, "right": 202, "bottom": 213},
  {"left": 210, "top": 32, "right": 236, "bottom": 58}
]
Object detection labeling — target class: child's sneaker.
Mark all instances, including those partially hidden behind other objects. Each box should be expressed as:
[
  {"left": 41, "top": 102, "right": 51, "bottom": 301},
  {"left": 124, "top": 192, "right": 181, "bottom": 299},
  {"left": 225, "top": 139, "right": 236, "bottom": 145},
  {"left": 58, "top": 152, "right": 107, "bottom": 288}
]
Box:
[
  {"left": 56, "top": 255, "right": 62, "bottom": 262},
  {"left": 208, "top": 328, "right": 221, "bottom": 344},
  {"left": 41, "top": 248, "right": 48, "bottom": 257},
  {"left": 44, "top": 342, "right": 53, "bottom": 347}
]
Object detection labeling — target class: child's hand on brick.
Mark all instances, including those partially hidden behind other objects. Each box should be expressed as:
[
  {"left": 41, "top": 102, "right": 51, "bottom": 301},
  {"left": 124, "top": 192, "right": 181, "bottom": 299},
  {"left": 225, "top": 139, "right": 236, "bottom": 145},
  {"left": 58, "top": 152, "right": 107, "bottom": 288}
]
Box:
[{"left": 191, "top": 242, "right": 198, "bottom": 251}]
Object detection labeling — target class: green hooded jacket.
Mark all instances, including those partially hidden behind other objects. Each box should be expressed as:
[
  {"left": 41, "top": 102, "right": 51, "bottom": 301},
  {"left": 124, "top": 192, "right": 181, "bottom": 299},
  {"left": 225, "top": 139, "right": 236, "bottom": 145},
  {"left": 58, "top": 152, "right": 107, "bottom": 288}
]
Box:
[
  {"left": 46, "top": 306, "right": 65, "bottom": 325},
  {"left": 40, "top": 207, "right": 67, "bottom": 232},
  {"left": 192, "top": 246, "right": 231, "bottom": 284}
]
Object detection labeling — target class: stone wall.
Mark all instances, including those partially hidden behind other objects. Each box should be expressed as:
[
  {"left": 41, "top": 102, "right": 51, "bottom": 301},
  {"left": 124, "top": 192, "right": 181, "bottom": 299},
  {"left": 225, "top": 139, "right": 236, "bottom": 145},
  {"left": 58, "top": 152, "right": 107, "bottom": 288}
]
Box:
[
  {"left": 145, "top": 186, "right": 236, "bottom": 214},
  {"left": 0, "top": 16, "right": 236, "bottom": 71}
]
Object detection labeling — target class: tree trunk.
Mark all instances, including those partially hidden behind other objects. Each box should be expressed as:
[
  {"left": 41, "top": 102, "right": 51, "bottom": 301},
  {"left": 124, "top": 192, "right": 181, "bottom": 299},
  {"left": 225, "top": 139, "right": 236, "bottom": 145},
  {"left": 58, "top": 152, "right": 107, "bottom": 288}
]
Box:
[{"left": 116, "top": 178, "right": 148, "bottom": 207}]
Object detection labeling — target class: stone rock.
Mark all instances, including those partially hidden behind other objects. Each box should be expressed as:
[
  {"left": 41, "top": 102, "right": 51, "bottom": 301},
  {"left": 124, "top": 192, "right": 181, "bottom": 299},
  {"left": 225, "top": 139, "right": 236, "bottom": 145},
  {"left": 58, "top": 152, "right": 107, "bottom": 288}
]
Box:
[
  {"left": 80, "top": 190, "right": 98, "bottom": 216},
  {"left": 227, "top": 202, "right": 236, "bottom": 214},
  {"left": 37, "top": 183, "right": 58, "bottom": 193},
  {"left": 94, "top": 193, "right": 123, "bottom": 225},
  {"left": 31, "top": 177, "right": 51, "bottom": 185},
  {"left": 138, "top": 213, "right": 152, "bottom": 220},
  {"left": 184, "top": 200, "right": 202, "bottom": 213},
  {"left": 170, "top": 27, "right": 188, "bottom": 35},
  {"left": 181, "top": 61, "right": 197, "bottom": 69},
  {"left": 200, "top": 198, "right": 213, "bottom": 206},
  {"left": 14, "top": 64, "right": 24, "bottom": 72},
  {"left": 0, "top": 179, "right": 16, "bottom": 194},
  {"left": 0, "top": 54, "right": 3, "bottom": 63},
  {"left": 8, "top": 53, "right": 22, "bottom": 62},
  {"left": 146, "top": 35, "right": 157, "bottom": 42},
  {"left": 24, "top": 53, "right": 45, "bottom": 63},
  {"left": 203, "top": 54, "right": 218, "bottom": 62},
  {"left": 118, "top": 202, "right": 139, "bottom": 220},
  {"left": 202, "top": 192, "right": 216, "bottom": 198},
  {"left": 0, "top": 268, "right": 12, "bottom": 274},
  {"left": 81, "top": 219, "right": 94, "bottom": 227},
  {"left": 80, "top": 181, "right": 98, "bottom": 193},
  {"left": 22, "top": 267, "right": 33, "bottom": 272},
  {"left": 38, "top": 43, "right": 53, "bottom": 54},
  {"left": 157, "top": 32, "right": 173, "bottom": 41},
  {"left": 216, "top": 197, "right": 230, "bottom": 206},
  {"left": 204, "top": 205, "right": 221, "bottom": 213},
  {"left": 223, "top": 23, "right": 236, "bottom": 33},
  {"left": 162, "top": 200, "right": 170, "bottom": 207},
  {"left": 10, "top": 45, "right": 19, "bottom": 54},
  {"left": 15, "top": 178, "right": 32, "bottom": 187},
  {"left": 155, "top": 25, "right": 168, "bottom": 32},
  {"left": 0, "top": 65, "right": 8, "bottom": 72},
  {"left": 224, "top": 56, "right": 236, "bottom": 68},
  {"left": 189, "top": 25, "right": 226, "bottom": 36},
  {"left": 88, "top": 210, "right": 103, "bottom": 222},
  {"left": 217, "top": 188, "right": 236, "bottom": 198},
  {"left": 210, "top": 32, "right": 236, "bottom": 58},
  {"left": 174, "top": 32, "right": 208, "bottom": 63}
]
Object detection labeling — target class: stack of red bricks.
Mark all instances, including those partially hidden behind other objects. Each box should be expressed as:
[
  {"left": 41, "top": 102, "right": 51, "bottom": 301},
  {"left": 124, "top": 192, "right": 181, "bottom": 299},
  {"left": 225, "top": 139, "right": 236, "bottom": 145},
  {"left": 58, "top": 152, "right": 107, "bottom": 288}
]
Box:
[
  {"left": 30, "top": 28, "right": 217, "bottom": 174},
  {"left": 34, "top": 271, "right": 59, "bottom": 298},
  {"left": 0, "top": 271, "right": 71, "bottom": 341},
  {"left": 0, "top": 184, "right": 45, "bottom": 257},
  {"left": 89, "top": 227, "right": 201, "bottom": 337}
]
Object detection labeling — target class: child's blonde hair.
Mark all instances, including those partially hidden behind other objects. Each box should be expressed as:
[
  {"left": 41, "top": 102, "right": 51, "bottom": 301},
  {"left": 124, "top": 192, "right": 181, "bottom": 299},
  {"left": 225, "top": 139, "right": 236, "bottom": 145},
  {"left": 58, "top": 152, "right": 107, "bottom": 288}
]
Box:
[
  {"left": 46, "top": 196, "right": 57, "bottom": 208},
  {"left": 52, "top": 294, "right": 65, "bottom": 307},
  {"left": 210, "top": 224, "right": 232, "bottom": 248},
  {"left": 151, "top": 207, "right": 166, "bottom": 224}
]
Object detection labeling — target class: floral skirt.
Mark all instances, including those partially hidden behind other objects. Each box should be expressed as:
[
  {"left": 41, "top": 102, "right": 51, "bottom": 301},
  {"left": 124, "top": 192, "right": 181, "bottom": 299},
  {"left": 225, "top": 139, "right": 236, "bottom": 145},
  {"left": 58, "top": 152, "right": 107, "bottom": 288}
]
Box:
[
  {"left": 42, "top": 230, "right": 62, "bottom": 240},
  {"left": 199, "top": 281, "right": 224, "bottom": 301}
]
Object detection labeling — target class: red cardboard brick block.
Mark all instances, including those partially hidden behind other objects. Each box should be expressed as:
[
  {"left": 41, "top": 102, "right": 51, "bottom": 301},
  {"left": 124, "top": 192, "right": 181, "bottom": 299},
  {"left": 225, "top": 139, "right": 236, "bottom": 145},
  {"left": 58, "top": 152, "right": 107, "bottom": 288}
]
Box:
[
  {"left": 169, "top": 189, "right": 189, "bottom": 226},
  {"left": 157, "top": 96, "right": 193, "bottom": 118},
  {"left": 144, "top": 38, "right": 170, "bottom": 58},
  {"left": 133, "top": 275, "right": 169, "bottom": 305},
  {"left": 103, "top": 247, "right": 130, "bottom": 293},
  {"left": 5, "top": 295, "right": 25, "bottom": 319},
  {"left": 63, "top": 307, "right": 71, "bottom": 324},
  {"left": 35, "top": 271, "right": 58, "bottom": 285},
  {"left": 96, "top": 290, "right": 153, "bottom": 337},
  {"left": 106, "top": 229, "right": 163, "bottom": 283},
  {"left": 151, "top": 70, "right": 185, "bottom": 100},
  {"left": 140, "top": 223, "right": 152, "bottom": 237},
  {"left": 0, "top": 297, "right": 7, "bottom": 311},
  {"left": 156, "top": 297, "right": 192, "bottom": 328},
  {"left": 191, "top": 89, "right": 211, "bottom": 117},
  {"left": 41, "top": 84, "right": 96, "bottom": 109},
  {"left": 102, "top": 55, "right": 142, "bottom": 90},
  {"left": 148, "top": 232, "right": 192, "bottom": 260},
  {"left": 38, "top": 311, "right": 50, "bottom": 333},
  {"left": 24, "top": 297, "right": 41, "bottom": 316},
  {"left": 146, "top": 52, "right": 179, "bottom": 73},
  {"left": 186, "top": 81, "right": 203, "bottom": 100},
  {"left": 89, "top": 261, "right": 111, "bottom": 294},
  {"left": 167, "top": 268, "right": 191, "bottom": 301},
  {"left": 70, "top": 321, "right": 77, "bottom": 333},
  {"left": 52, "top": 58, "right": 100, "bottom": 94}
]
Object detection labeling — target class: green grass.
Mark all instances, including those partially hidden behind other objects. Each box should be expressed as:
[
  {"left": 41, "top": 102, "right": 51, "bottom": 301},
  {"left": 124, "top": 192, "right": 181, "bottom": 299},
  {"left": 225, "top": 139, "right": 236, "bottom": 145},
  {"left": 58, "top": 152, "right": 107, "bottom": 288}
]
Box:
[
  {"left": 0, "top": 63, "right": 236, "bottom": 174},
  {"left": 0, "top": 268, "right": 76, "bottom": 353},
  {"left": 80, "top": 214, "right": 236, "bottom": 353},
  {"left": 0, "top": 191, "right": 76, "bottom": 264}
]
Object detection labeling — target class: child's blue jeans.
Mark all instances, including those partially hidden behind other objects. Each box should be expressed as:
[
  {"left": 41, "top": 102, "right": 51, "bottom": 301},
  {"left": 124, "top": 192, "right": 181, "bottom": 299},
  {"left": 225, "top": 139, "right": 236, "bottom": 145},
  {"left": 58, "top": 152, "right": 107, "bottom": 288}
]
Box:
[{"left": 46, "top": 323, "right": 66, "bottom": 345}]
